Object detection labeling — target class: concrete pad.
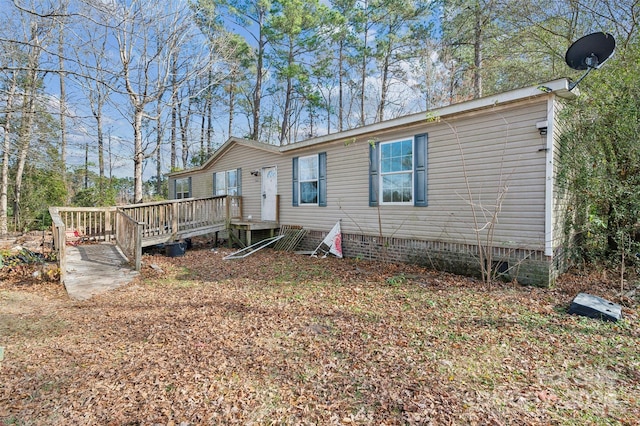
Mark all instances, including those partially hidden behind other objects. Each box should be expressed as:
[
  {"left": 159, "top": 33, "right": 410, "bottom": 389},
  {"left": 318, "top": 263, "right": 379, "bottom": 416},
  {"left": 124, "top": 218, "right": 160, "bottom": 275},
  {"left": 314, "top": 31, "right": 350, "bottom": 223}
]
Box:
[{"left": 64, "top": 243, "right": 139, "bottom": 300}]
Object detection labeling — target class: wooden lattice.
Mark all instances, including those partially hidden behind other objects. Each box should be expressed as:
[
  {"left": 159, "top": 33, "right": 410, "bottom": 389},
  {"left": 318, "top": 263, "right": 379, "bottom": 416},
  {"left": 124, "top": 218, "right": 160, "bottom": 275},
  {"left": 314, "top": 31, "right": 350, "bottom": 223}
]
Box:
[{"left": 274, "top": 225, "right": 308, "bottom": 252}]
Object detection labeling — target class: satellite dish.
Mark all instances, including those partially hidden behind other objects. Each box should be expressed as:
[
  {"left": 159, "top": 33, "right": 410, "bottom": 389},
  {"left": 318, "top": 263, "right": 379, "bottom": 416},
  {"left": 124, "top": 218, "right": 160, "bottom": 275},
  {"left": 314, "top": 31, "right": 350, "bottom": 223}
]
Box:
[{"left": 565, "top": 32, "right": 615, "bottom": 90}]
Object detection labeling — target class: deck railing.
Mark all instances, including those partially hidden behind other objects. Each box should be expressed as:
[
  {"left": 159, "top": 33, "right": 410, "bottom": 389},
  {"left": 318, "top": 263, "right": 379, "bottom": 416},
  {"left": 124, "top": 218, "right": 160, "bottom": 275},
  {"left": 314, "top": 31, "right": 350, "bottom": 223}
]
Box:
[
  {"left": 228, "top": 195, "right": 242, "bottom": 220},
  {"left": 50, "top": 196, "right": 233, "bottom": 274},
  {"left": 51, "top": 206, "right": 117, "bottom": 241},
  {"left": 115, "top": 209, "right": 143, "bottom": 271},
  {"left": 49, "top": 207, "right": 68, "bottom": 284},
  {"left": 118, "top": 196, "right": 229, "bottom": 246}
]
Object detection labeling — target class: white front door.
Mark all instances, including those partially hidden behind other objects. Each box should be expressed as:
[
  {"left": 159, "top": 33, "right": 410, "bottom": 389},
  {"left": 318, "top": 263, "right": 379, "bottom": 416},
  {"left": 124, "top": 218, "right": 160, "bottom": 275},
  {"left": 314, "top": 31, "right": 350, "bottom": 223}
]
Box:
[{"left": 261, "top": 166, "right": 278, "bottom": 222}]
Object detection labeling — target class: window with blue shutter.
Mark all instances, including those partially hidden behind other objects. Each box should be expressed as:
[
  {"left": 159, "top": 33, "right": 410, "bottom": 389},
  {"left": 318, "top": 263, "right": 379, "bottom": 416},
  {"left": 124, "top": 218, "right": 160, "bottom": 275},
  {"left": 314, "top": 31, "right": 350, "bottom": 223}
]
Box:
[
  {"left": 369, "top": 134, "right": 427, "bottom": 207},
  {"left": 318, "top": 152, "right": 327, "bottom": 207},
  {"left": 236, "top": 168, "right": 242, "bottom": 196},
  {"left": 292, "top": 158, "right": 299, "bottom": 206},
  {"left": 414, "top": 134, "right": 428, "bottom": 206},
  {"left": 213, "top": 168, "right": 242, "bottom": 196},
  {"left": 369, "top": 143, "right": 379, "bottom": 206}
]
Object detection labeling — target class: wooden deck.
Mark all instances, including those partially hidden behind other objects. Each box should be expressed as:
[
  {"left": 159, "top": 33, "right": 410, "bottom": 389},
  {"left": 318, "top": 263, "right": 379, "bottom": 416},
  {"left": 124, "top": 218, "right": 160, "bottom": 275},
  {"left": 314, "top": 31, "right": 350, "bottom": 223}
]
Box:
[
  {"left": 49, "top": 196, "right": 249, "bottom": 288},
  {"left": 228, "top": 220, "right": 280, "bottom": 247}
]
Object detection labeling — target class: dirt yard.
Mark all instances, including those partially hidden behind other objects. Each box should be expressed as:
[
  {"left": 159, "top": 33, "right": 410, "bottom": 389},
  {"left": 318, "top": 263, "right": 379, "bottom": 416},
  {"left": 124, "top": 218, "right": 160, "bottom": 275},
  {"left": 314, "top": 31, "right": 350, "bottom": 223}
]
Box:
[{"left": 1, "top": 237, "right": 639, "bottom": 425}]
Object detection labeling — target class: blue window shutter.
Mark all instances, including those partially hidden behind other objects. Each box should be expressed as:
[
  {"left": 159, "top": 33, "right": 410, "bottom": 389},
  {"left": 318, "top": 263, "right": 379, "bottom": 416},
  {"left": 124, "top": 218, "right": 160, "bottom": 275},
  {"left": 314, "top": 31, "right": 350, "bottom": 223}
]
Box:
[
  {"left": 318, "top": 152, "right": 327, "bottom": 207},
  {"left": 414, "top": 133, "right": 428, "bottom": 207},
  {"left": 172, "top": 179, "right": 177, "bottom": 199},
  {"left": 236, "top": 168, "right": 242, "bottom": 196},
  {"left": 292, "top": 157, "right": 299, "bottom": 207},
  {"left": 212, "top": 173, "right": 217, "bottom": 196},
  {"left": 188, "top": 177, "right": 192, "bottom": 198},
  {"left": 369, "top": 143, "right": 379, "bottom": 206}
]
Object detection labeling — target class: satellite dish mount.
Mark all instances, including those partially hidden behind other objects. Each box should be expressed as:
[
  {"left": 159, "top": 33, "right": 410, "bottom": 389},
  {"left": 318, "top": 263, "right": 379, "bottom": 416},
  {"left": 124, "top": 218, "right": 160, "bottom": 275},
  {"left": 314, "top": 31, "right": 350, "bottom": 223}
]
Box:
[{"left": 565, "top": 32, "right": 616, "bottom": 91}]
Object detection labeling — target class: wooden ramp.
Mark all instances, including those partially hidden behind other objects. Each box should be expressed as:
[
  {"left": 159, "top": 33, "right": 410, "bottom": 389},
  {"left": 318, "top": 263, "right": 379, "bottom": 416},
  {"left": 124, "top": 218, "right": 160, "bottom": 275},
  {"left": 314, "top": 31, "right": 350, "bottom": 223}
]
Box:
[
  {"left": 63, "top": 243, "right": 139, "bottom": 300},
  {"left": 50, "top": 196, "right": 239, "bottom": 281}
]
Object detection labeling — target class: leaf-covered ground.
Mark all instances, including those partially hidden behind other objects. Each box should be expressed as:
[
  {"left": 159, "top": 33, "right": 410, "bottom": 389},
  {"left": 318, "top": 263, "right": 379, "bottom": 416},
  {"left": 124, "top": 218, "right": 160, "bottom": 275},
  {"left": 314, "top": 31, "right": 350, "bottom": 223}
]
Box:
[{"left": 1, "top": 245, "right": 639, "bottom": 425}]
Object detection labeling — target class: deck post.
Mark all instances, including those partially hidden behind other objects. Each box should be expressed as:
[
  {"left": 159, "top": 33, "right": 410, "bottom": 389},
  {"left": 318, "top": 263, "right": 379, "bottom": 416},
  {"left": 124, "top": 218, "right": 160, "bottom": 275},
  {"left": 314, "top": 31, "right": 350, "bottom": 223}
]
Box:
[
  {"left": 134, "top": 223, "right": 142, "bottom": 271},
  {"left": 105, "top": 209, "right": 112, "bottom": 241},
  {"left": 172, "top": 200, "right": 179, "bottom": 239}
]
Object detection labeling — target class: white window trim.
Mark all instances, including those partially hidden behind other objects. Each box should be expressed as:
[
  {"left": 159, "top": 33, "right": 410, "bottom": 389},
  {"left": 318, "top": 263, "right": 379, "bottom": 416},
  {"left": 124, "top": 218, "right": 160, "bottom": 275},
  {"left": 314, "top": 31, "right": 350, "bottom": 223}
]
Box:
[
  {"left": 226, "top": 170, "right": 238, "bottom": 196},
  {"left": 175, "top": 177, "right": 190, "bottom": 199},
  {"left": 214, "top": 169, "right": 239, "bottom": 196},
  {"left": 214, "top": 171, "right": 226, "bottom": 196},
  {"left": 379, "top": 138, "right": 414, "bottom": 205},
  {"left": 298, "top": 154, "right": 319, "bottom": 206}
]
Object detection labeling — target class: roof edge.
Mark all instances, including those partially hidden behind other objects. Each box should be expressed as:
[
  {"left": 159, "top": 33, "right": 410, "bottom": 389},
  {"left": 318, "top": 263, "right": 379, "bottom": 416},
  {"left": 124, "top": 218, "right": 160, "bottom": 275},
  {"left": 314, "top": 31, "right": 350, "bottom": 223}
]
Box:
[
  {"left": 167, "top": 137, "right": 280, "bottom": 177},
  {"left": 281, "top": 78, "right": 577, "bottom": 152},
  {"left": 168, "top": 78, "right": 578, "bottom": 176}
]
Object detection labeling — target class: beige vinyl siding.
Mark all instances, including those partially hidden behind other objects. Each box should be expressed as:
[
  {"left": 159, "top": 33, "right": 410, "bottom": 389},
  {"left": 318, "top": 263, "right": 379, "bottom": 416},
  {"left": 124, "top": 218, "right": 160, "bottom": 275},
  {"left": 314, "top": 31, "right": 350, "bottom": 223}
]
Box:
[
  {"left": 279, "top": 98, "right": 549, "bottom": 251},
  {"left": 206, "top": 145, "right": 282, "bottom": 220},
  {"left": 169, "top": 144, "right": 282, "bottom": 220},
  {"left": 190, "top": 172, "right": 212, "bottom": 198},
  {"left": 169, "top": 95, "right": 553, "bottom": 253}
]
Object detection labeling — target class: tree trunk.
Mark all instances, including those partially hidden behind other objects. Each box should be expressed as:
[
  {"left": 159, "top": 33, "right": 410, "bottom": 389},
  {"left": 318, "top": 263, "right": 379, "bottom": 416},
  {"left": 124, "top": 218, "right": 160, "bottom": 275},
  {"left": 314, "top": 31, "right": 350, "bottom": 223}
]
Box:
[
  {"left": 133, "top": 108, "right": 144, "bottom": 203},
  {"left": 170, "top": 59, "right": 178, "bottom": 170},
  {"left": 84, "top": 143, "right": 89, "bottom": 189},
  {"left": 96, "top": 104, "right": 105, "bottom": 199},
  {"left": 14, "top": 20, "right": 41, "bottom": 229},
  {"left": 228, "top": 78, "right": 235, "bottom": 138},
  {"left": 179, "top": 102, "right": 190, "bottom": 168},
  {"left": 360, "top": 22, "right": 368, "bottom": 127},
  {"left": 376, "top": 37, "right": 391, "bottom": 123},
  {"left": 0, "top": 75, "right": 17, "bottom": 236},
  {"left": 199, "top": 106, "right": 206, "bottom": 155},
  {"left": 338, "top": 38, "right": 344, "bottom": 132},
  {"left": 14, "top": 87, "right": 37, "bottom": 229},
  {"left": 279, "top": 42, "right": 295, "bottom": 145},
  {"left": 156, "top": 136, "right": 162, "bottom": 196},
  {"left": 155, "top": 92, "right": 163, "bottom": 196},
  {"left": 207, "top": 88, "right": 213, "bottom": 153},
  {"left": 472, "top": 1, "right": 483, "bottom": 98},
  {"left": 58, "top": 14, "right": 68, "bottom": 191},
  {"left": 252, "top": 11, "right": 266, "bottom": 141}
]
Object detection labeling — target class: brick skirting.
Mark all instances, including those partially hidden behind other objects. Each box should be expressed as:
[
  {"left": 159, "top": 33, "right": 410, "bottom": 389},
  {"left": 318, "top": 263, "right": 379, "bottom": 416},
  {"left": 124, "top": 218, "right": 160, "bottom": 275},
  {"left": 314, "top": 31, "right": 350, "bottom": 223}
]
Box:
[{"left": 298, "top": 230, "right": 561, "bottom": 287}]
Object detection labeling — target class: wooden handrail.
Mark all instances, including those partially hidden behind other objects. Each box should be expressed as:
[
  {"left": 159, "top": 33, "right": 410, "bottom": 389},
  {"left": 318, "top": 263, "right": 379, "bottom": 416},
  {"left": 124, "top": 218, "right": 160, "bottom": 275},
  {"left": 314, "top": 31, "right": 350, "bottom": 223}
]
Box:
[
  {"left": 48, "top": 207, "right": 67, "bottom": 284},
  {"left": 115, "top": 209, "right": 143, "bottom": 271},
  {"left": 50, "top": 196, "right": 237, "bottom": 275}
]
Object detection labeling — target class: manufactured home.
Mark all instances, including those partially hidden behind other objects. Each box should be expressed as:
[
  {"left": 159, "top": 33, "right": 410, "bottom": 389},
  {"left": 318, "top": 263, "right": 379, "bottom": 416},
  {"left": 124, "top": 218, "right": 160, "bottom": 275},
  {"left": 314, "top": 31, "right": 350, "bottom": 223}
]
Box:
[{"left": 168, "top": 79, "right": 578, "bottom": 286}]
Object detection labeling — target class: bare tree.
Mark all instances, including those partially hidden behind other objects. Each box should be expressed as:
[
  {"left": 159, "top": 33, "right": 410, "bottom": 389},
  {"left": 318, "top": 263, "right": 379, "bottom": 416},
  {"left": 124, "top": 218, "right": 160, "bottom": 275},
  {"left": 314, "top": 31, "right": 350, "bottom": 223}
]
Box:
[
  {"left": 73, "top": 13, "right": 113, "bottom": 202},
  {"left": 56, "top": 0, "right": 69, "bottom": 193},
  {"left": 11, "top": 15, "right": 51, "bottom": 228},
  {"left": 0, "top": 71, "right": 19, "bottom": 236},
  {"left": 101, "top": 0, "right": 220, "bottom": 203}
]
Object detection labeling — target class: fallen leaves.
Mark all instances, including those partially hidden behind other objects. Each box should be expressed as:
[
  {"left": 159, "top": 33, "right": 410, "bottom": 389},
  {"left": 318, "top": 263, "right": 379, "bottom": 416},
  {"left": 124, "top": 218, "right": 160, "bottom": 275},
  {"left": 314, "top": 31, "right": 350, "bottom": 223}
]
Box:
[{"left": 1, "top": 243, "right": 639, "bottom": 425}]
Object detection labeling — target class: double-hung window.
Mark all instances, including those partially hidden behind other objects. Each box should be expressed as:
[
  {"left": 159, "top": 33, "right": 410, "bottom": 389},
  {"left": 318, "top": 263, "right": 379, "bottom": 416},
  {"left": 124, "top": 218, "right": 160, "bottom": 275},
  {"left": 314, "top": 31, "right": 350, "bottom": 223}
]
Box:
[
  {"left": 369, "top": 134, "right": 428, "bottom": 207},
  {"left": 213, "top": 169, "right": 241, "bottom": 196},
  {"left": 292, "top": 152, "right": 327, "bottom": 207},
  {"left": 175, "top": 177, "right": 191, "bottom": 199},
  {"left": 214, "top": 172, "right": 226, "bottom": 196},
  {"left": 299, "top": 155, "right": 319, "bottom": 204},
  {"left": 380, "top": 139, "right": 413, "bottom": 204}
]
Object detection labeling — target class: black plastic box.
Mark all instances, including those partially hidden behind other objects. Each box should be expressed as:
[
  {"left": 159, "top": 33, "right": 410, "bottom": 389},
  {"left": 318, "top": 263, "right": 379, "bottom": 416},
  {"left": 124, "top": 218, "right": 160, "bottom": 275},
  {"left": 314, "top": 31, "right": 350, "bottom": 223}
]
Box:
[{"left": 568, "top": 292, "right": 622, "bottom": 322}]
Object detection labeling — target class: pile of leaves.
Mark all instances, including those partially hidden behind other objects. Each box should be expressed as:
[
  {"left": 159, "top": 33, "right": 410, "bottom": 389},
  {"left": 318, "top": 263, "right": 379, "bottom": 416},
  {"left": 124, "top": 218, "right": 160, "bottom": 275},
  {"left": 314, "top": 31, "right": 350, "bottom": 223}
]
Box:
[
  {"left": 1, "top": 246, "right": 638, "bottom": 425},
  {"left": 0, "top": 246, "right": 59, "bottom": 284}
]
